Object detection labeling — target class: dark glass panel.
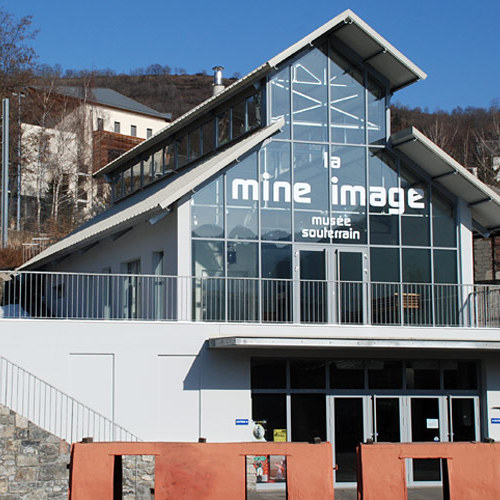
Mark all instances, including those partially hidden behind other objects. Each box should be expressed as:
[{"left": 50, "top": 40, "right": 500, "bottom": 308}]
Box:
[
  {"left": 152, "top": 149, "right": 163, "bottom": 180},
  {"left": 367, "top": 360, "right": 403, "bottom": 389},
  {"left": 434, "top": 250, "right": 457, "bottom": 284},
  {"left": 367, "top": 77, "right": 386, "bottom": 145},
  {"left": 226, "top": 152, "right": 258, "bottom": 239},
  {"left": 270, "top": 66, "right": 290, "bottom": 139},
  {"left": 291, "top": 394, "right": 326, "bottom": 442},
  {"left": 143, "top": 155, "right": 153, "bottom": 185},
  {"left": 177, "top": 134, "right": 188, "bottom": 168},
  {"left": 432, "top": 190, "right": 456, "bottom": 247},
  {"left": 251, "top": 359, "right": 286, "bottom": 389},
  {"left": 443, "top": 361, "right": 477, "bottom": 390},
  {"left": 402, "top": 216, "right": 430, "bottom": 247},
  {"left": 232, "top": 100, "right": 246, "bottom": 139},
  {"left": 370, "top": 215, "right": 399, "bottom": 245},
  {"left": 252, "top": 393, "right": 287, "bottom": 442},
  {"left": 334, "top": 398, "right": 363, "bottom": 482},
  {"left": 370, "top": 248, "right": 400, "bottom": 282},
  {"left": 375, "top": 398, "right": 400, "bottom": 442},
  {"left": 402, "top": 249, "right": 431, "bottom": 283},
  {"left": 299, "top": 250, "right": 327, "bottom": 323},
  {"left": 164, "top": 143, "right": 175, "bottom": 172},
  {"left": 329, "top": 46, "right": 365, "bottom": 144},
  {"left": 114, "top": 173, "right": 123, "bottom": 199},
  {"left": 123, "top": 167, "right": 132, "bottom": 196},
  {"left": 290, "top": 360, "right": 326, "bottom": 389},
  {"left": 451, "top": 398, "right": 476, "bottom": 441},
  {"left": 247, "top": 92, "right": 261, "bottom": 131},
  {"left": 131, "top": 162, "right": 142, "bottom": 191},
  {"left": 292, "top": 47, "right": 327, "bottom": 142},
  {"left": 189, "top": 128, "right": 201, "bottom": 161},
  {"left": 202, "top": 120, "right": 215, "bottom": 156},
  {"left": 261, "top": 244, "right": 292, "bottom": 279},
  {"left": 330, "top": 360, "right": 364, "bottom": 389},
  {"left": 191, "top": 176, "right": 224, "bottom": 238},
  {"left": 406, "top": 361, "right": 440, "bottom": 390},
  {"left": 217, "top": 111, "right": 230, "bottom": 147},
  {"left": 192, "top": 240, "right": 224, "bottom": 277}
]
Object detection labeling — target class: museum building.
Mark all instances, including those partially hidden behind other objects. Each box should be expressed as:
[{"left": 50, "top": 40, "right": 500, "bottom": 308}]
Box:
[{"left": 4, "top": 9, "right": 500, "bottom": 489}]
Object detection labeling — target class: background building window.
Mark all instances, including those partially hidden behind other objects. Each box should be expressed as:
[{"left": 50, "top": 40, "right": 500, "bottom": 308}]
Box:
[
  {"left": 131, "top": 125, "right": 137, "bottom": 137},
  {"left": 97, "top": 117, "right": 104, "bottom": 130},
  {"left": 114, "top": 121, "right": 121, "bottom": 133},
  {"left": 147, "top": 128, "right": 153, "bottom": 138}
]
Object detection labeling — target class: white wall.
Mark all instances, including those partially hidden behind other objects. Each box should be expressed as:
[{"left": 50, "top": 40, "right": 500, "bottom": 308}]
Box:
[{"left": 483, "top": 358, "right": 500, "bottom": 440}]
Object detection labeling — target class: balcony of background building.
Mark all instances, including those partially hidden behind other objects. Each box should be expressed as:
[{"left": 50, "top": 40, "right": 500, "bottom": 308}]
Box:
[
  {"left": 0, "top": 271, "right": 499, "bottom": 328},
  {"left": 92, "top": 130, "right": 144, "bottom": 174}
]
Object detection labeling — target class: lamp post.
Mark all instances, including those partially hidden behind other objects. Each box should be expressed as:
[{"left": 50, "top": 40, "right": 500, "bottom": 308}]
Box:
[
  {"left": 1, "top": 98, "right": 9, "bottom": 248},
  {"left": 12, "top": 92, "right": 25, "bottom": 232}
]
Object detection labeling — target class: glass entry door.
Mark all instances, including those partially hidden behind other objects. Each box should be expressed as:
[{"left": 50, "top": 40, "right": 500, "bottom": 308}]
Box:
[{"left": 337, "top": 249, "right": 367, "bottom": 324}]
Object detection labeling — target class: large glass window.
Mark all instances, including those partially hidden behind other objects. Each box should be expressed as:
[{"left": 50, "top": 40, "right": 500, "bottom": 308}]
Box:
[
  {"left": 270, "top": 66, "right": 290, "bottom": 139},
  {"left": 191, "top": 177, "right": 224, "bottom": 238},
  {"left": 292, "top": 48, "right": 328, "bottom": 142}
]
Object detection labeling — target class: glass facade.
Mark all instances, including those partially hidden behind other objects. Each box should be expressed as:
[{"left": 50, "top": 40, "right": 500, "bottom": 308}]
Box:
[{"left": 191, "top": 41, "right": 459, "bottom": 324}]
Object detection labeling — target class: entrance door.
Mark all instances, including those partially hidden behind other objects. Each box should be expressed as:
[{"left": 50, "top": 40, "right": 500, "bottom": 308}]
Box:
[
  {"left": 296, "top": 248, "right": 328, "bottom": 323},
  {"left": 373, "top": 396, "right": 402, "bottom": 442},
  {"left": 330, "top": 397, "right": 369, "bottom": 485},
  {"left": 409, "top": 397, "right": 444, "bottom": 483},
  {"left": 337, "top": 249, "right": 367, "bottom": 324},
  {"left": 449, "top": 397, "right": 479, "bottom": 442}
]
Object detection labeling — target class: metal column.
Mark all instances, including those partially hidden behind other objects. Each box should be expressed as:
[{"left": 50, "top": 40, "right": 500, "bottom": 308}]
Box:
[{"left": 1, "top": 98, "right": 9, "bottom": 248}]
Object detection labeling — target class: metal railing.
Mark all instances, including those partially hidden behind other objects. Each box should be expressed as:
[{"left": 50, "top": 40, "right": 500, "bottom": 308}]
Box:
[
  {"left": 0, "top": 270, "right": 499, "bottom": 328},
  {"left": 0, "top": 356, "right": 139, "bottom": 443}
]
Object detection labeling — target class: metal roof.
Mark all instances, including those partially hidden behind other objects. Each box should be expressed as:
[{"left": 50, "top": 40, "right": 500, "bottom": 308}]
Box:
[
  {"left": 53, "top": 86, "right": 171, "bottom": 120},
  {"left": 19, "top": 119, "right": 283, "bottom": 270},
  {"left": 391, "top": 127, "right": 500, "bottom": 232},
  {"left": 95, "top": 9, "right": 426, "bottom": 178}
]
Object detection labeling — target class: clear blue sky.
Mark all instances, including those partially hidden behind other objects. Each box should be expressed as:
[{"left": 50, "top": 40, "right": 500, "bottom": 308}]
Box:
[{"left": 6, "top": 0, "right": 500, "bottom": 112}]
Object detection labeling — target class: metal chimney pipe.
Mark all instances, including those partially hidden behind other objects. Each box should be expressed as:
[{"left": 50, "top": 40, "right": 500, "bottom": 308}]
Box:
[{"left": 212, "top": 66, "right": 225, "bottom": 96}]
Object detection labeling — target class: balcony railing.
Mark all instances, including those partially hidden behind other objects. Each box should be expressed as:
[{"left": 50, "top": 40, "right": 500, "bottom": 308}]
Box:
[{"left": 0, "top": 270, "right": 499, "bottom": 328}]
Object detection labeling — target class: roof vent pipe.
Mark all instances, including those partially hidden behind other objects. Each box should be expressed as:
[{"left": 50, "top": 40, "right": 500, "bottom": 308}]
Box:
[{"left": 212, "top": 66, "right": 225, "bottom": 96}]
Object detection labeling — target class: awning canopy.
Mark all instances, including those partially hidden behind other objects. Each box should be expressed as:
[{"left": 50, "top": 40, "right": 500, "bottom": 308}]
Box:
[{"left": 391, "top": 127, "right": 500, "bottom": 233}]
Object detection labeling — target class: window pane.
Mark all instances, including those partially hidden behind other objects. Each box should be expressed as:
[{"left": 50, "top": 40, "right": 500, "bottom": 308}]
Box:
[
  {"left": 443, "top": 361, "right": 477, "bottom": 390},
  {"left": 403, "top": 249, "right": 431, "bottom": 283},
  {"left": 406, "top": 361, "right": 440, "bottom": 389},
  {"left": 330, "top": 146, "right": 367, "bottom": 244},
  {"left": 433, "top": 191, "right": 456, "bottom": 247},
  {"left": 191, "top": 176, "right": 224, "bottom": 238},
  {"left": 246, "top": 92, "right": 262, "bottom": 131},
  {"left": 330, "top": 360, "right": 364, "bottom": 389},
  {"left": 202, "top": 120, "right": 215, "bottom": 156},
  {"left": 270, "top": 66, "right": 290, "bottom": 139},
  {"left": 226, "top": 152, "right": 258, "bottom": 239},
  {"left": 329, "top": 46, "right": 365, "bottom": 144},
  {"left": 370, "top": 215, "right": 399, "bottom": 245},
  {"left": 189, "top": 128, "right": 201, "bottom": 161},
  {"left": 153, "top": 149, "right": 163, "bottom": 180},
  {"left": 177, "top": 135, "right": 188, "bottom": 168},
  {"left": 132, "top": 162, "right": 142, "bottom": 191},
  {"left": 164, "top": 143, "right": 175, "bottom": 172},
  {"left": 252, "top": 394, "right": 287, "bottom": 442},
  {"left": 261, "top": 244, "right": 292, "bottom": 279},
  {"left": 371, "top": 248, "right": 400, "bottom": 282},
  {"left": 290, "top": 360, "right": 326, "bottom": 389},
  {"left": 367, "top": 77, "right": 386, "bottom": 145},
  {"left": 232, "top": 100, "right": 246, "bottom": 139},
  {"left": 192, "top": 240, "right": 224, "bottom": 276},
  {"left": 291, "top": 394, "right": 326, "bottom": 442},
  {"left": 294, "top": 143, "right": 328, "bottom": 242},
  {"left": 261, "top": 142, "right": 292, "bottom": 241},
  {"left": 143, "top": 155, "right": 153, "bottom": 186},
  {"left": 217, "top": 111, "right": 230, "bottom": 146},
  {"left": 368, "top": 360, "right": 403, "bottom": 389},
  {"left": 369, "top": 149, "right": 398, "bottom": 214},
  {"left": 292, "top": 47, "right": 327, "bottom": 142},
  {"left": 251, "top": 359, "right": 286, "bottom": 389},
  {"left": 123, "top": 167, "right": 132, "bottom": 196},
  {"left": 434, "top": 250, "right": 457, "bottom": 284}
]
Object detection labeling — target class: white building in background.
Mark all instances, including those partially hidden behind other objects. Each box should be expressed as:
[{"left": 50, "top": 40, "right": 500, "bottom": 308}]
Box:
[
  {"left": 21, "top": 86, "right": 171, "bottom": 221},
  {"left": 1, "top": 9, "right": 500, "bottom": 491}
]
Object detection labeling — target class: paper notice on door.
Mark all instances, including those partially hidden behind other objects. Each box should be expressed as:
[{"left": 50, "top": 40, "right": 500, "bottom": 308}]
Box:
[{"left": 426, "top": 418, "right": 439, "bottom": 429}]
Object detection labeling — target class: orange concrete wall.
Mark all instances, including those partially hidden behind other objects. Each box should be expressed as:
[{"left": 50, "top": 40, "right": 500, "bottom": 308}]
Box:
[
  {"left": 358, "top": 442, "right": 500, "bottom": 500},
  {"left": 68, "top": 441, "right": 334, "bottom": 499}
]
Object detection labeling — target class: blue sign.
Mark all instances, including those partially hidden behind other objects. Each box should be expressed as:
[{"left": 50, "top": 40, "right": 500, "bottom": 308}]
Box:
[
  {"left": 491, "top": 418, "right": 500, "bottom": 424},
  {"left": 235, "top": 419, "right": 249, "bottom": 426}
]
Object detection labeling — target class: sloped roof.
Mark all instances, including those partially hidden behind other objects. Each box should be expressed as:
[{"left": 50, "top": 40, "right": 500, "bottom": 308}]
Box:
[
  {"left": 54, "top": 86, "right": 171, "bottom": 120},
  {"left": 19, "top": 119, "right": 284, "bottom": 270},
  {"left": 391, "top": 127, "right": 500, "bottom": 232},
  {"left": 95, "top": 9, "right": 426, "bottom": 177}
]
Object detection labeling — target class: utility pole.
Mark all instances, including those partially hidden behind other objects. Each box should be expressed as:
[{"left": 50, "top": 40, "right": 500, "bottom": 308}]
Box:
[{"left": 1, "top": 98, "right": 9, "bottom": 248}]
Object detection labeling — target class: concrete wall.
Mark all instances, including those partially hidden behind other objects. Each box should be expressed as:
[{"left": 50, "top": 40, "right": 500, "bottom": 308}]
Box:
[{"left": 44, "top": 207, "right": 178, "bottom": 276}]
